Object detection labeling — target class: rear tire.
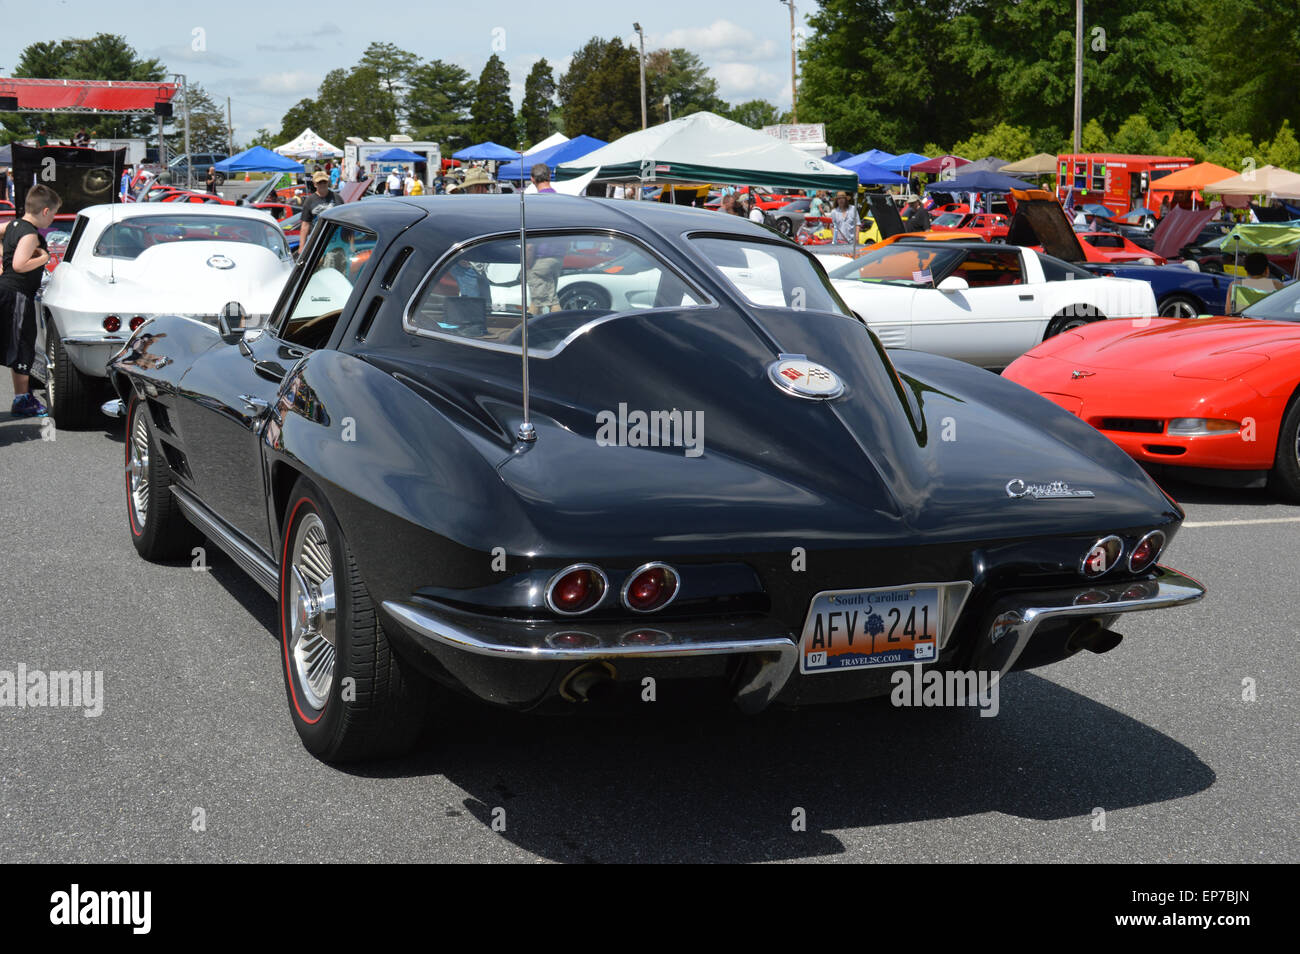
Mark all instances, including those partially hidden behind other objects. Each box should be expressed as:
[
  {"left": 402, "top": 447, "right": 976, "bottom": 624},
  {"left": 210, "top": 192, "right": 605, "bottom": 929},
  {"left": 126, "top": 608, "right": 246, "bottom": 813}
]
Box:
[
  {"left": 1044, "top": 306, "right": 1099, "bottom": 340},
  {"left": 125, "top": 397, "right": 202, "bottom": 561},
  {"left": 777, "top": 218, "right": 794, "bottom": 237},
  {"left": 1158, "top": 294, "right": 1201, "bottom": 319},
  {"left": 279, "top": 477, "right": 434, "bottom": 762},
  {"left": 1267, "top": 395, "right": 1300, "bottom": 502},
  {"left": 45, "top": 317, "right": 96, "bottom": 428}
]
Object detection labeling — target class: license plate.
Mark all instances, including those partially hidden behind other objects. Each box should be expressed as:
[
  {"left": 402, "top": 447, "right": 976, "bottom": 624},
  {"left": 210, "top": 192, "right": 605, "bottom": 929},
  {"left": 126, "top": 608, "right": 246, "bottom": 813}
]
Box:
[{"left": 800, "top": 585, "right": 942, "bottom": 674}]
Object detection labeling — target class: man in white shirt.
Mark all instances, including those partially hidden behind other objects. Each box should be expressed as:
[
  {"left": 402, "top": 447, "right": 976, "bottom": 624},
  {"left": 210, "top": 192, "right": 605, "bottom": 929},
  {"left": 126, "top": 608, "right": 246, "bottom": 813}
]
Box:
[
  {"left": 386, "top": 169, "right": 402, "bottom": 196},
  {"left": 403, "top": 171, "right": 415, "bottom": 195}
]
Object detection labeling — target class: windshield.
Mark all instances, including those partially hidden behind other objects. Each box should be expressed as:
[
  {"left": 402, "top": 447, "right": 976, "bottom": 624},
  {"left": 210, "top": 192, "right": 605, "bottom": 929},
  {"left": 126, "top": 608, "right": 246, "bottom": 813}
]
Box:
[
  {"left": 690, "top": 236, "right": 851, "bottom": 314},
  {"left": 933, "top": 212, "right": 966, "bottom": 228},
  {"left": 93, "top": 215, "right": 291, "bottom": 260},
  {"left": 1241, "top": 282, "right": 1300, "bottom": 321},
  {"left": 828, "top": 244, "right": 966, "bottom": 286}
]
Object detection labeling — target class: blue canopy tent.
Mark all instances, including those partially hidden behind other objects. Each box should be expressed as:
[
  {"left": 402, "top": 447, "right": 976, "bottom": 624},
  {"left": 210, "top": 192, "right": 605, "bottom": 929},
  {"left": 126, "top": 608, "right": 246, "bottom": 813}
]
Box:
[
  {"left": 858, "top": 148, "right": 896, "bottom": 165},
  {"left": 0, "top": 144, "right": 11, "bottom": 166},
  {"left": 452, "top": 141, "right": 521, "bottom": 161},
  {"left": 212, "top": 146, "right": 304, "bottom": 174},
  {"left": 497, "top": 135, "right": 607, "bottom": 181},
  {"left": 825, "top": 149, "right": 855, "bottom": 165},
  {"left": 368, "top": 147, "right": 425, "bottom": 164},
  {"left": 881, "top": 152, "right": 929, "bottom": 172},
  {"left": 838, "top": 154, "right": 908, "bottom": 186}
]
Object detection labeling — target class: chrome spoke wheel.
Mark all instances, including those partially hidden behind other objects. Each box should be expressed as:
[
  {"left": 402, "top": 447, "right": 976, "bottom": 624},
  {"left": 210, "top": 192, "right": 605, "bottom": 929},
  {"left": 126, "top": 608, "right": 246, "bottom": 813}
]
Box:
[
  {"left": 46, "top": 335, "right": 56, "bottom": 406},
  {"left": 1160, "top": 299, "right": 1198, "bottom": 319},
  {"left": 128, "top": 411, "right": 151, "bottom": 528},
  {"left": 288, "top": 514, "right": 337, "bottom": 710}
]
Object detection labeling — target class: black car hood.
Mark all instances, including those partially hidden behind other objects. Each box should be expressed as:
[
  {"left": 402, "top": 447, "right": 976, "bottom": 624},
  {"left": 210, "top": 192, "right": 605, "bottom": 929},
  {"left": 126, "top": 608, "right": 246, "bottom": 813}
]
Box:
[
  {"left": 465, "top": 306, "right": 1176, "bottom": 555},
  {"left": 864, "top": 193, "right": 905, "bottom": 238},
  {"left": 1006, "top": 191, "right": 1086, "bottom": 262}
]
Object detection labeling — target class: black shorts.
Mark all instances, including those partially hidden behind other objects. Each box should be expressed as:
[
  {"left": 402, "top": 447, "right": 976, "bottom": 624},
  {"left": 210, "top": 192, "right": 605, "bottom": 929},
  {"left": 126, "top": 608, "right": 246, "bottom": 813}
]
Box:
[{"left": 0, "top": 286, "right": 38, "bottom": 376}]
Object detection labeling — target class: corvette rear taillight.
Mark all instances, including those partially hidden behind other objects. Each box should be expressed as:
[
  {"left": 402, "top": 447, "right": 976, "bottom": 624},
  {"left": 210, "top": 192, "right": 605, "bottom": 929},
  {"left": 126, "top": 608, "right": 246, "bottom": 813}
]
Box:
[
  {"left": 545, "top": 565, "right": 607, "bottom": 615},
  {"left": 103, "top": 315, "right": 121, "bottom": 332},
  {"left": 622, "top": 563, "right": 679, "bottom": 613},
  {"left": 129, "top": 316, "right": 146, "bottom": 331},
  {"left": 1080, "top": 536, "right": 1123, "bottom": 578},
  {"left": 1128, "top": 531, "right": 1166, "bottom": 573}
]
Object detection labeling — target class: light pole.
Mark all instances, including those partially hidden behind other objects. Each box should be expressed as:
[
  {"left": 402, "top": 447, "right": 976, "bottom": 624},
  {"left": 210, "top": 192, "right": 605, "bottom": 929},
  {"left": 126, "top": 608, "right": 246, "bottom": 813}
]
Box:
[
  {"left": 633, "top": 23, "right": 647, "bottom": 130},
  {"left": 1072, "top": 0, "right": 1083, "bottom": 152},
  {"left": 780, "top": 0, "right": 797, "bottom": 123},
  {"left": 663, "top": 95, "right": 671, "bottom": 123}
]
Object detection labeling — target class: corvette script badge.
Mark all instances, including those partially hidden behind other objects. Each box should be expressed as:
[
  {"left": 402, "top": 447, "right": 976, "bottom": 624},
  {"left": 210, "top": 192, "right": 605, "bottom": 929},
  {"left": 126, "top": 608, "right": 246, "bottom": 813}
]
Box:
[{"left": 1006, "top": 478, "right": 1095, "bottom": 500}]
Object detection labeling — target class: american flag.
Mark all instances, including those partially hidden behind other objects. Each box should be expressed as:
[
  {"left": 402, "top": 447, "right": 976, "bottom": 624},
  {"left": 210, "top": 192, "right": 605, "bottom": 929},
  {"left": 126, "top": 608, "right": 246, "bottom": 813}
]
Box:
[{"left": 912, "top": 268, "right": 933, "bottom": 284}]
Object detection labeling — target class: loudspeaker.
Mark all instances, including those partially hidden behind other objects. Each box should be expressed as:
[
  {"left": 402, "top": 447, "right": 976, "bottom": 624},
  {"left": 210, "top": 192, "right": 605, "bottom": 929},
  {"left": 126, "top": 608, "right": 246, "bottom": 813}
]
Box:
[
  {"left": 0, "top": 96, "right": 19, "bottom": 111},
  {"left": 154, "top": 102, "right": 172, "bottom": 117}
]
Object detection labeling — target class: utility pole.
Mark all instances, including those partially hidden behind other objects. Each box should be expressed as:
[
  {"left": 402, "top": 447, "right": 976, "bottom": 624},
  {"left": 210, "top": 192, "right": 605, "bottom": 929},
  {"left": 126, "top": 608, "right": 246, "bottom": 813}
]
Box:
[
  {"left": 1072, "top": 0, "right": 1083, "bottom": 152},
  {"left": 226, "top": 96, "right": 233, "bottom": 155},
  {"left": 175, "top": 73, "right": 192, "bottom": 188},
  {"left": 664, "top": 95, "right": 671, "bottom": 123},
  {"left": 781, "top": 0, "right": 798, "bottom": 123},
  {"left": 633, "top": 23, "right": 647, "bottom": 130}
]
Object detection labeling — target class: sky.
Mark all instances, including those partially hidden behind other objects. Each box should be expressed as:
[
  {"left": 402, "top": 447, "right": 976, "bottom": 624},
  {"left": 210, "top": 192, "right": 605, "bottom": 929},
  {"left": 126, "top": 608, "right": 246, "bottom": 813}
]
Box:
[{"left": 0, "top": 0, "right": 813, "bottom": 143}]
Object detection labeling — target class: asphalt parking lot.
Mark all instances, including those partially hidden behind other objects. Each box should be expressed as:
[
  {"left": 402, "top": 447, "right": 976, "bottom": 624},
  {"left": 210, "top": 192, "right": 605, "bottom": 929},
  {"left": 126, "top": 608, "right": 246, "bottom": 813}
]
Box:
[{"left": 0, "top": 398, "right": 1295, "bottom": 863}]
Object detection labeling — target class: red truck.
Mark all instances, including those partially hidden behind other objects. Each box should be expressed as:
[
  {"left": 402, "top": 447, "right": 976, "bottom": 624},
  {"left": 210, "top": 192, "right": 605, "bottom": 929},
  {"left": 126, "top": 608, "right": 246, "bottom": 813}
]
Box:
[{"left": 1056, "top": 153, "right": 1194, "bottom": 217}]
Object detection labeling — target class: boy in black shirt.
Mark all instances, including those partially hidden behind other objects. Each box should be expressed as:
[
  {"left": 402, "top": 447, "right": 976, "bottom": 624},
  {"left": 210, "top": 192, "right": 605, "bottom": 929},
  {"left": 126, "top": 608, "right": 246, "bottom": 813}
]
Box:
[{"left": 0, "top": 184, "right": 61, "bottom": 417}]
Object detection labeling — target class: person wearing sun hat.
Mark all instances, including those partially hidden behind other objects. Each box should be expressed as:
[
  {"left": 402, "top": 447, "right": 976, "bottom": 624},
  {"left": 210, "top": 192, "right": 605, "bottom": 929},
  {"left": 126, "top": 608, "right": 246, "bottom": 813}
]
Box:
[
  {"left": 299, "top": 170, "right": 342, "bottom": 256},
  {"left": 449, "top": 166, "right": 495, "bottom": 194}
]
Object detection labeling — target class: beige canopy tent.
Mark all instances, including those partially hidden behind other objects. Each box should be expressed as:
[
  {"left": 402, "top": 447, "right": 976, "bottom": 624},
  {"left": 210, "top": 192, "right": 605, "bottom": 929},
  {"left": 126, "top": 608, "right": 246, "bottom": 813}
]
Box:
[
  {"left": 1000, "top": 153, "right": 1058, "bottom": 175},
  {"left": 1204, "top": 164, "right": 1300, "bottom": 199}
]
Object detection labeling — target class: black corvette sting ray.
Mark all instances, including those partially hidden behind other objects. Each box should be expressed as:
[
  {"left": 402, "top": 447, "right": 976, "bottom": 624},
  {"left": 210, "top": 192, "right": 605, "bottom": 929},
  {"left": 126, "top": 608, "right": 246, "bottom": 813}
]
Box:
[{"left": 107, "top": 195, "right": 1205, "bottom": 762}]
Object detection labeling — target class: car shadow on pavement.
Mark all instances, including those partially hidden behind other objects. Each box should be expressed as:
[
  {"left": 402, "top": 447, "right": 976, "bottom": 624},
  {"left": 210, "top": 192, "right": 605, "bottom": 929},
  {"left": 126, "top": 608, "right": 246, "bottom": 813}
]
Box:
[
  {"left": 0, "top": 418, "right": 45, "bottom": 447},
  {"left": 341, "top": 673, "right": 1215, "bottom": 863},
  {"left": 1156, "top": 476, "right": 1289, "bottom": 507}
]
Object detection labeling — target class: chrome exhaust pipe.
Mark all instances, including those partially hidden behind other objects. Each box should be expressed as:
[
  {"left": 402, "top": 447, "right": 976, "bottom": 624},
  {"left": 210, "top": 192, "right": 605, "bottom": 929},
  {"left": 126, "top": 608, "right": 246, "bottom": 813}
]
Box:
[
  {"left": 1066, "top": 620, "right": 1124, "bottom": 655},
  {"left": 559, "top": 662, "right": 617, "bottom": 703},
  {"left": 101, "top": 398, "right": 125, "bottom": 419}
]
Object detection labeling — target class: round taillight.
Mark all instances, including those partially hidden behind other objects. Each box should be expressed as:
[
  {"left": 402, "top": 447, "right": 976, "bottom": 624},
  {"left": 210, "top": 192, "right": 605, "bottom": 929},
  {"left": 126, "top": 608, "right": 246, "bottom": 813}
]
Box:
[
  {"left": 1128, "top": 531, "right": 1165, "bottom": 573},
  {"left": 621, "top": 563, "right": 679, "bottom": 613},
  {"left": 1079, "top": 536, "right": 1123, "bottom": 578},
  {"left": 103, "top": 315, "right": 121, "bottom": 332},
  {"left": 129, "top": 315, "right": 146, "bottom": 331},
  {"left": 545, "top": 565, "right": 607, "bottom": 615},
  {"left": 620, "top": 629, "right": 672, "bottom": 646}
]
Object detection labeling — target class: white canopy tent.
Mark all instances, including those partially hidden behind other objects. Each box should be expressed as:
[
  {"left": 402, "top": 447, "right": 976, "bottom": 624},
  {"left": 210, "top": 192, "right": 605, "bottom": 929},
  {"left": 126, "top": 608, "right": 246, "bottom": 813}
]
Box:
[
  {"left": 524, "top": 132, "right": 568, "bottom": 155},
  {"left": 275, "top": 128, "right": 344, "bottom": 158}
]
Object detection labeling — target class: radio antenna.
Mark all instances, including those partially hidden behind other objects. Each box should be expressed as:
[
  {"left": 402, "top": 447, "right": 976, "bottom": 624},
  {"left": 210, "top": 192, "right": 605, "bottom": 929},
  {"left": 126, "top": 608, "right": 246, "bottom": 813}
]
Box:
[
  {"left": 516, "top": 152, "right": 535, "bottom": 443},
  {"left": 108, "top": 143, "right": 119, "bottom": 284}
]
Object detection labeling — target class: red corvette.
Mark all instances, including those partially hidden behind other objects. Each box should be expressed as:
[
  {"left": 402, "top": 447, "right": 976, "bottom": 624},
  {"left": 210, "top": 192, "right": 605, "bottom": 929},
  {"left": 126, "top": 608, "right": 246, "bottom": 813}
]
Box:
[
  {"left": 931, "top": 211, "right": 1009, "bottom": 242},
  {"left": 1077, "top": 231, "right": 1166, "bottom": 265},
  {"left": 1003, "top": 282, "right": 1300, "bottom": 499}
]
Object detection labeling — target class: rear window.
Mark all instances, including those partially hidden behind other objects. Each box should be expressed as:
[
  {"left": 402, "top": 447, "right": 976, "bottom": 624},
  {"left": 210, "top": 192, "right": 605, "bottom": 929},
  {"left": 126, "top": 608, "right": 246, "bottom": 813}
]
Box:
[
  {"left": 406, "top": 232, "right": 707, "bottom": 355},
  {"left": 1038, "top": 254, "right": 1095, "bottom": 281},
  {"left": 691, "top": 236, "right": 851, "bottom": 314},
  {"left": 93, "top": 214, "right": 290, "bottom": 261}
]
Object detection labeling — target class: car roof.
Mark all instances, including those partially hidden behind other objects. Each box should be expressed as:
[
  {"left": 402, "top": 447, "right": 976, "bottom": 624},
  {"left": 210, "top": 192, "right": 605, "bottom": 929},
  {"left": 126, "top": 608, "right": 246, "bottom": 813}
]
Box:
[
  {"left": 348, "top": 194, "right": 777, "bottom": 243},
  {"left": 76, "top": 202, "right": 277, "bottom": 225}
]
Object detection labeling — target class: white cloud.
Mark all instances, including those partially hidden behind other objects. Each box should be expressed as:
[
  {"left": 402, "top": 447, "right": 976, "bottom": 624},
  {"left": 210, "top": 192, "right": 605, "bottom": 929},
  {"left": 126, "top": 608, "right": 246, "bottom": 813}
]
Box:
[
  {"left": 249, "top": 71, "right": 323, "bottom": 97},
  {"left": 712, "top": 62, "right": 783, "bottom": 100},
  {"left": 654, "top": 19, "right": 778, "bottom": 62}
]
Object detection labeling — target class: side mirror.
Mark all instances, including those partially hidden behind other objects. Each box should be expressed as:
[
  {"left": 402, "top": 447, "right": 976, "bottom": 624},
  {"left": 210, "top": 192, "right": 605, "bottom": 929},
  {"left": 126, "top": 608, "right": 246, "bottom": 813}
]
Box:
[
  {"left": 936, "top": 276, "right": 969, "bottom": 293},
  {"left": 218, "top": 301, "right": 246, "bottom": 342}
]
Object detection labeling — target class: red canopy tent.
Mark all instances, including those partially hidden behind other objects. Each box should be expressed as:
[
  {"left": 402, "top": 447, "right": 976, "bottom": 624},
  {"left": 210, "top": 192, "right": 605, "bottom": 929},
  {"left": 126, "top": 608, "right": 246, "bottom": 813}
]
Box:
[{"left": 0, "top": 77, "right": 178, "bottom": 113}]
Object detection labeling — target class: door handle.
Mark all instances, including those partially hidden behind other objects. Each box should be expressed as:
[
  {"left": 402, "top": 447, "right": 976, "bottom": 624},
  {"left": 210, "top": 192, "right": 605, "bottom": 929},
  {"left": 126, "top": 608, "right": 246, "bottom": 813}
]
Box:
[{"left": 1019, "top": 294, "right": 1034, "bottom": 300}]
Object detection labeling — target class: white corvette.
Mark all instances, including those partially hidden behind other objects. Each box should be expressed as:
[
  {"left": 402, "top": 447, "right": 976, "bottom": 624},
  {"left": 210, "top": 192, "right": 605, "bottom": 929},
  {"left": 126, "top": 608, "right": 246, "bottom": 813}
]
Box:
[
  {"left": 825, "top": 239, "right": 1157, "bottom": 370},
  {"left": 37, "top": 203, "right": 295, "bottom": 425}
]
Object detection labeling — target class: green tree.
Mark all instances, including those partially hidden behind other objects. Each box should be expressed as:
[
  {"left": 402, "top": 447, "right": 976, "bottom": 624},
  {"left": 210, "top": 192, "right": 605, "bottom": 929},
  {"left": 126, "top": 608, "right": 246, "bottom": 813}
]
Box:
[
  {"left": 1203, "top": 132, "right": 1257, "bottom": 172},
  {"left": 1081, "top": 118, "right": 1109, "bottom": 152},
  {"left": 359, "top": 41, "right": 420, "bottom": 131},
  {"left": 1110, "top": 114, "right": 1161, "bottom": 154},
  {"left": 726, "top": 99, "right": 783, "bottom": 130},
  {"left": 471, "top": 54, "right": 515, "bottom": 145},
  {"left": 559, "top": 37, "right": 640, "bottom": 142},
  {"left": 520, "top": 59, "right": 557, "bottom": 147},
  {"left": 278, "top": 99, "right": 321, "bottom": 143},
  {"left": 406, "top": 60, "right": 476, "bottom": 151},
  {"left": 166, "top": 83, "right": 230, "bottom": 156},
  {"left": 1160, "top": 127, "right": 1205, "bottom": 162},
  {"left": 1263, "top": 120, "right": 1300, "bottom": 172},
  {"left": 646, "top": 48, "right": 725, "bottom": 121},
  {"left": 245, "top": 128, "right": 279, "bottom": 150},
  {"left": 3, "top": 34, "right": 165, "bottom": 139},
  {"left": 950, "top": 122, "right": 1035, "bottom": 162},
  {"left": 1195, "top": 0, "right": 1300, "bottom": 143}
]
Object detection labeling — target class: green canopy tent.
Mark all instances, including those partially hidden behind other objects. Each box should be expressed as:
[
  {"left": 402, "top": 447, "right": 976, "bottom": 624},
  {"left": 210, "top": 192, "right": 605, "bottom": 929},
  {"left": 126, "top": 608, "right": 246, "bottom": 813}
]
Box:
[
  {"left": 1206, "top": 223, "right": 1300, "bottom": 282},
  {"left": 555, "top": 111, "right": 859, "bottom": 193}
]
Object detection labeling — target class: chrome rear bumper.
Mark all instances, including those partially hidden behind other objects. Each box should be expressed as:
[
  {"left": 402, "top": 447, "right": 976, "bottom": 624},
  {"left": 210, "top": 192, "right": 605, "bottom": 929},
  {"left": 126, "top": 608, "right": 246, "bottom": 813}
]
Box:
[{"left": 381, "top": 566, "right": 1206, "bottom": 711}]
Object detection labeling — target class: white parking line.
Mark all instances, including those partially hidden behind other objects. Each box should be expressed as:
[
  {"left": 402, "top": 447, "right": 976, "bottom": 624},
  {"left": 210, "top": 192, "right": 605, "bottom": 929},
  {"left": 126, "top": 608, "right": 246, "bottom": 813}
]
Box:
[{"left": 1183, "top": 517, "right": 1300, "bottom": 528}]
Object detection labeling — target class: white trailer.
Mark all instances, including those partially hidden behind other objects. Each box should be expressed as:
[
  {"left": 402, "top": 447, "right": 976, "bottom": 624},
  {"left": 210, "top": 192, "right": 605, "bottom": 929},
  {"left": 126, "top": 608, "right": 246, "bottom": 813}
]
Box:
[{"left": 343, "top": 136, "right": 441, "bottom": 188}]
